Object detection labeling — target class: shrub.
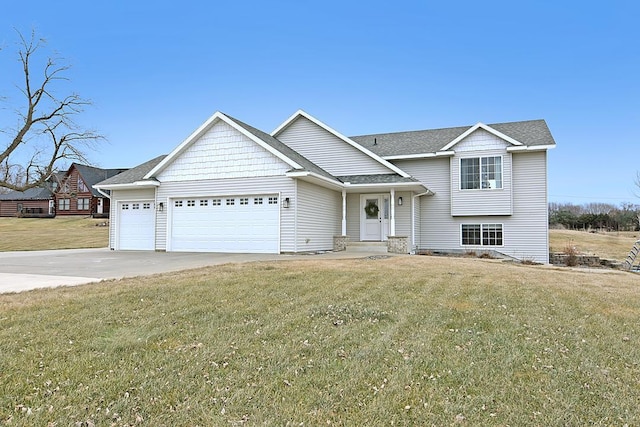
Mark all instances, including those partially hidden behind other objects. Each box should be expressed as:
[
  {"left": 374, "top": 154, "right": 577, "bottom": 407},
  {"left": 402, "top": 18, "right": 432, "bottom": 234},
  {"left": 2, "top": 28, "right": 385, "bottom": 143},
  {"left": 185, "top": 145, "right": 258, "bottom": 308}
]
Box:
[{"left": 563, "top": 244, "right": 579, "bottom": 266}]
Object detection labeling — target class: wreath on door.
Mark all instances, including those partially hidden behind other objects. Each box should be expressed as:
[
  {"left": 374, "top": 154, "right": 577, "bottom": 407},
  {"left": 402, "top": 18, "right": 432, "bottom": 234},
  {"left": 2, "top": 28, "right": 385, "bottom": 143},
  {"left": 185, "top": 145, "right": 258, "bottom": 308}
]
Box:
[{"left": 364, "top": 200, "right": 379, "bottom": 218}]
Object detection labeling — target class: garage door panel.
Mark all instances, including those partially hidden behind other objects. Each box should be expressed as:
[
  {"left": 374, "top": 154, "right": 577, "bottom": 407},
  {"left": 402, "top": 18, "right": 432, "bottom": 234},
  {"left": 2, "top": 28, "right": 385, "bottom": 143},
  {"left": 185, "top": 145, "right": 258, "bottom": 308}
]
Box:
[
  {"left": 170, "top": 195, "right": 279, "bottom": 253},
  {"left": 118, "top": 201, "right": 155, "bottom": 250}
]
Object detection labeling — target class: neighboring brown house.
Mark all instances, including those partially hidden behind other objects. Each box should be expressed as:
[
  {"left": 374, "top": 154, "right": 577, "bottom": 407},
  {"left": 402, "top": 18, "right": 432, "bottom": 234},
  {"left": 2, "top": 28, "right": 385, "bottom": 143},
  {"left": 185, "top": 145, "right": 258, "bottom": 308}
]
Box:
[
  {"left": 0, "top": 163, "right": 126, "bottom": 218},
  {"left": 54, "top": 163, "right": 126, "bottom": 217},
  {"left": 0, "top": 186, "right": 55, "bottom": 217}
]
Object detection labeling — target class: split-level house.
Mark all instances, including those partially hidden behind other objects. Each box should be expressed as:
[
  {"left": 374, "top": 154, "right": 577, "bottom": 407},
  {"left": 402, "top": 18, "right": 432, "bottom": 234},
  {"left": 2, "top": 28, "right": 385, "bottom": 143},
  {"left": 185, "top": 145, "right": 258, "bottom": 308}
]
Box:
[{"left": 94, "top": 110, "right": 555, "bottom": 263}]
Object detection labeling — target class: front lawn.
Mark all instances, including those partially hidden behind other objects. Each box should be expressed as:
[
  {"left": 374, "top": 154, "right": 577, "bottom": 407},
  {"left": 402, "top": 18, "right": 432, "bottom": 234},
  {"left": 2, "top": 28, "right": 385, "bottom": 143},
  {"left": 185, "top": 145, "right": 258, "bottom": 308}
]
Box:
[
  {"left": 1, "top": 256, "right": 638, "bottom": 425},
  {"left": 0, "top": 216, "right": 108, "bottom": 251}
]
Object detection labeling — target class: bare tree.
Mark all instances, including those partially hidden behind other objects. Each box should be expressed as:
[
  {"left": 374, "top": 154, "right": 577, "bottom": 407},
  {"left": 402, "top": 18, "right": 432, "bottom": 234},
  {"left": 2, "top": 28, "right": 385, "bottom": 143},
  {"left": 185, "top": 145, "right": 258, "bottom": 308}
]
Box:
[{"left": 0, "top": 30, "right": 102, "bottom": 192}]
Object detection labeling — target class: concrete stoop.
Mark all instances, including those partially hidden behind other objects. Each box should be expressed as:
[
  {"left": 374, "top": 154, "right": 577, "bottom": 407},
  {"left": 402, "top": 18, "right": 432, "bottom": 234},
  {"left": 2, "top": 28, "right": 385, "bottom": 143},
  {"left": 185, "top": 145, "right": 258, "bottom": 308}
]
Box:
[{"left": 345, "top": 241, "right": 388, "bottom": 253}]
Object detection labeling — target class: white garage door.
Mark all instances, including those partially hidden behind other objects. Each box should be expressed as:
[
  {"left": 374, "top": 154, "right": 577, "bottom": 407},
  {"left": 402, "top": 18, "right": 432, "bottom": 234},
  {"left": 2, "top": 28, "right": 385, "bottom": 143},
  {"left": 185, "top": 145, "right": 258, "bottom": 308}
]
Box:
[
  {"left": 169, "top": 195, "right": 280, "bottom": 253},
  {"left": 118, "top": 201, "right": 155, "bottom": 250}
]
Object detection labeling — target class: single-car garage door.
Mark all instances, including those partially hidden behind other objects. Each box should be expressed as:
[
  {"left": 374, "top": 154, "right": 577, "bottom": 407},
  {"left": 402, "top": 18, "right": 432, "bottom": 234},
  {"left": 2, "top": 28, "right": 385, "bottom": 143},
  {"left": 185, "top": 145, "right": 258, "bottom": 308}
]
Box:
[
  {"left": 118, "top": 201, "right": 155, "bottom": 250},
  {"left": 169, "top": 195, "right": 280, "bottom": 253}
]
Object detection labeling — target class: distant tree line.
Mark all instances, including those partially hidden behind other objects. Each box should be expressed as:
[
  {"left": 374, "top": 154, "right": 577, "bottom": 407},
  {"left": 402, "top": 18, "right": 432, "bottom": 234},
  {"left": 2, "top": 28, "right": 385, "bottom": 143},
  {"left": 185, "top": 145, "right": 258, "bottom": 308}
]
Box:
[{"left": 549, "top": 202, "right": 640, "bottom": 231}]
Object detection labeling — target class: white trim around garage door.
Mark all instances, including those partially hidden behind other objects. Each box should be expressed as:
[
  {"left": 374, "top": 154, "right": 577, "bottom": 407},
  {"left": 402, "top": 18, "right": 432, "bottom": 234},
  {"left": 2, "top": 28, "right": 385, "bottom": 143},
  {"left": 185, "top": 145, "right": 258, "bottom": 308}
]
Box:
[
  {"left": 116, "top": 200, "right": 156, "bottom": 250},
  {"left": 166, "top": 193, "right": 282, "bottom": 253}
]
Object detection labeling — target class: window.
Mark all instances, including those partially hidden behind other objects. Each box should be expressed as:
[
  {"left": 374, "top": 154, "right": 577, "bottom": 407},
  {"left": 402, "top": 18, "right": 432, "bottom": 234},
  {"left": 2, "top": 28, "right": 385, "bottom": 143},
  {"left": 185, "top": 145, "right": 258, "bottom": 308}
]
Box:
[
  {"left": 226, "top": 198, "right": 235, "bottom": 206},
  {"left": 132, "top": 203, "right": 140, "bottom": 210},
  {"left": 461, "top": 224, "right": 503, "bottom": 246},
  {"left": 212, "top": 199, "right": 221, "bottom": 206},
  {"left": 143, "top": 203, "right": 151, "bottom": 209},
  {"left": 78, "top": 198, "right": 90, "bottom": 210},
  {"left": 200, "top": 200, "right": 208, "bottom": 207},
  {"left": 58, "top": 199, "right": 70, "bottom": 211},
  {"left": 254, "top": 197, "right": 263, "bottom": 205},
  {"left": 122, "top": 203, "right": 129, "bottom": 210},
  {"left": 78, "top": 178, "right": 89, "bottom": 193},
  {"left": 268, "top": 197, "right": 278, "bottom": 205},
  {"left": 175, "top": 200, "right": 183, "bottom": 207},
  {"left": 460, "top": 156, "right": 502, "bottom": 190},
  {"left": 240, "top": 198, "right": 248, "bottom": 205},
  {"left": 187, "top": 200, "right": 195, "bottom": 207}
]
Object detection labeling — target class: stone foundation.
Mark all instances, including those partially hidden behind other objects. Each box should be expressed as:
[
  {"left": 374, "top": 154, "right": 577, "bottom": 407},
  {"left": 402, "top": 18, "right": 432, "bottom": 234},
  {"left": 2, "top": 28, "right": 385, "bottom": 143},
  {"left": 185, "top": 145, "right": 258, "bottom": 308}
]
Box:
[
  {"left": 387, "top": 236, "right": 409, "bottom": 254},
  {"left": 333, "top": 235, "right": 350, "bottom": 252}
]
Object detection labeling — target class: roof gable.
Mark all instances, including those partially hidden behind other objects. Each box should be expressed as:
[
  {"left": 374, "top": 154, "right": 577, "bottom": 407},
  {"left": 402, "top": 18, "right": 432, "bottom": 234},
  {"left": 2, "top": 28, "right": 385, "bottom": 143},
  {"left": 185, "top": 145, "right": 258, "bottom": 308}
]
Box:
[
  {"left": 272, "top": 110, "right": 410, "bottom": 177},
  {"left": 351, "top": 119, "right": 556, "bottom": 159},
  {"left": 145, "top": 112, "right": 305, "bottom": 179}
]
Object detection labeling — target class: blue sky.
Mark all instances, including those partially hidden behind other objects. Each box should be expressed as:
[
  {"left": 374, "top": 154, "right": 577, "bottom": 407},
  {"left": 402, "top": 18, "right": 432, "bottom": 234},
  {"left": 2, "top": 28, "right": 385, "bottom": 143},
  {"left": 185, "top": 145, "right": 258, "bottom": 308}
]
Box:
[{"left": 1, "top": 1, "right": 638, "bottom": 204}]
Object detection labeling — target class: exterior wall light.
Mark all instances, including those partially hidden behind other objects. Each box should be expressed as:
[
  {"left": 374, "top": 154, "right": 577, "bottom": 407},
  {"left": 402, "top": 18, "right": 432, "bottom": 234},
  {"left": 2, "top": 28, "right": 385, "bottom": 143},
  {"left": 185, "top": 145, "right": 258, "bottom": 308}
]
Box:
[
  {"left": 398, "top": 196, "right": 403, "bottom": 206},
  {"left": 283, "top": 197, "right": 290, "bottom": 208},
  {"left": 158, "top": 202, "right": 164, "bottom": 212}
]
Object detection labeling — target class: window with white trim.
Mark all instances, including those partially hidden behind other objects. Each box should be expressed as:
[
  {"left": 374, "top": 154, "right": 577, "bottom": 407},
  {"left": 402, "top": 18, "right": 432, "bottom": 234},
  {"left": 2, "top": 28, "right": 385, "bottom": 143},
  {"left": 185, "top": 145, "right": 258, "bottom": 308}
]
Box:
[
  {"left": 78, "top": 198, "right": 90, "bottom": 210},
  {"left": 226, "top": 198, "right": 235, "bottom": 206},
  {"left": 254, "top": 197, "right": 263, "bottom": 205},
  {"left": 187, "top": 200, "right": 195, "bottom": 207},
  {"left": 268, "top": 196, "right": 278, "bottom": 205},
  {"left": 58, "top": 199, "right": 70, "bottom": 211},
  {"left": 174, "top": 200, "right": 183, "bottom": 207},
  {"left": 121, "top": 203, "right": 129, "bottom": 210},
  {"left": 200, "top": 200, "right": 208, "bottom": 207},
  {"left": 78, "top": 178, "right": 89, "bottom": 193},
  {"left": 240, "top": 198, "right": 248, "bottom": 205},
  {"left": 212, "top": 199, "right": 221, "bottom": 206},
  {"left": 461, "top": 224, "right": 503, "bottom": 246},
  {"left": 460, "top": 156, "right": 502, "bottom": 190},
  {"left": 143, "top": 203, "right": 151, "bottom": 209},
  {"left": 132, "top": 203, "right": 140, "bottom": 210}
]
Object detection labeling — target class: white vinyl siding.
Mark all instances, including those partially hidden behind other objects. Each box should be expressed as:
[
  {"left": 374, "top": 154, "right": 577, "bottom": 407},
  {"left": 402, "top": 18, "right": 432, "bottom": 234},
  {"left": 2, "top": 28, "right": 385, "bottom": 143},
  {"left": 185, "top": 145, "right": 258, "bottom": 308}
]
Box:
[
  {"left": 155, "top": 176, "right": 295, "bottom": 252},
  {"left": 346, "top": 193, "right": 361, "bottom": 239},
  {"left": 157, "top": 120, "right": 291, "bottom": 182},
  {"left": 394, "top": 191, "right": 412, "bottom": 237},
  {"left": 450, "top": 130, "right": 513, "bottom": 216},
  {"left": 276, "top": 116, "right": 393, "bottom": 176},
  {"left": 295, "top": 180, "right": 341, "bottom": 252},
  {"left": 392, "top": 151, "right": 549, "bottom": 264}
]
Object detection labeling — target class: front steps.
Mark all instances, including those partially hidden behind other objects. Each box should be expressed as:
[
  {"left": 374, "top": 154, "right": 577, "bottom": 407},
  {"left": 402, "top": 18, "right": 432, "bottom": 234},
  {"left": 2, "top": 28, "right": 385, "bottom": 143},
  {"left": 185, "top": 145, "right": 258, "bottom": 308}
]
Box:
[{"left": 345, "top": 241, "right": 388, "bottom": 253}]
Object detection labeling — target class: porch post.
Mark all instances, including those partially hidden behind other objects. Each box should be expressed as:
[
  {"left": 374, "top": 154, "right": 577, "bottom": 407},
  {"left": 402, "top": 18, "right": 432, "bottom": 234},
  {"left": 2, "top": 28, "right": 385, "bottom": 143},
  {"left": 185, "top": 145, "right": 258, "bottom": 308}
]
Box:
[
  {"left": 390, "top": 188, "right": 396, "bottom": 236},
  {"left": 341, "top": 190, "right": 347, "bottom": 236}
]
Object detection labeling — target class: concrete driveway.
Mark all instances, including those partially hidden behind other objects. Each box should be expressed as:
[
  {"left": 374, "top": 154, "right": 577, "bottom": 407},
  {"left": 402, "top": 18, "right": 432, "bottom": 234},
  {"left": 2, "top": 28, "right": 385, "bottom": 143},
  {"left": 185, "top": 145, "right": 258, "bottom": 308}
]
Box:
[{"left": 0, "top": 248, "right": 390, "bottom": 293}]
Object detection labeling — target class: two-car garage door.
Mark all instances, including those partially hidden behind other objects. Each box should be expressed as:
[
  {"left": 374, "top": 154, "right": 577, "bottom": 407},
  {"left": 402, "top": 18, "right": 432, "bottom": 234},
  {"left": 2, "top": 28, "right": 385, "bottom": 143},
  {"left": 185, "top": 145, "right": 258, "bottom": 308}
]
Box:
[{"left": 169, "top": 194, "right": 280, "bottom": 253}]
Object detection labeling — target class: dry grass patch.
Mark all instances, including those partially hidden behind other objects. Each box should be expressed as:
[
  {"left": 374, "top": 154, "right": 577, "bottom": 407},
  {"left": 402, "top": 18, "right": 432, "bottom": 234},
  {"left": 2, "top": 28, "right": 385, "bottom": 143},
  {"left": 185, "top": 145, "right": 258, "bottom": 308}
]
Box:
[
  {"left": 0, "top": 216, "right": 108, "bottom": 251},
  {"left": 550, "top": 229, "right": 639, "bottom": 261},
  {"left": 1, "top": 256, "right": 639, "bottom": 425}
]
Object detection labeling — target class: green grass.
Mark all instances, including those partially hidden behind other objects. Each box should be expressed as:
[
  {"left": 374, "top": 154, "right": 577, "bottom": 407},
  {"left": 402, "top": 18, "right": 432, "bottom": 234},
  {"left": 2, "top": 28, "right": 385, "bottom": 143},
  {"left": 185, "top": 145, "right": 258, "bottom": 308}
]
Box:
[
  {"left": 0, "top": 216, "right": 108, "bottom": 251},
  {"left": 1, "top": 256, "right": 639, "bottom": 425}
]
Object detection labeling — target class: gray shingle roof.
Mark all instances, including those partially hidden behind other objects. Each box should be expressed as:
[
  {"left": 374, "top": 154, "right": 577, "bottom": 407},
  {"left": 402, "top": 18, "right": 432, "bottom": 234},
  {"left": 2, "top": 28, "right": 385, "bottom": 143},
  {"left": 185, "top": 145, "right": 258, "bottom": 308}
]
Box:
[
  {"left": 0, "top": 186, "right": 53, "bottom": 200},
  {"left": 73, "top": 164, "right": 128, "bottom": 196},
  {"left": 350, "top": 119, "right": 555, "bottom": 157},
  {"left": 335, "top": 174, "right": 420, "bottom": 185},
  {"left": 95, "top": 155, "right": 167, "bottom": 187},
  {"left": 222, "top": 113, "right": 338, "bottom": 182}
]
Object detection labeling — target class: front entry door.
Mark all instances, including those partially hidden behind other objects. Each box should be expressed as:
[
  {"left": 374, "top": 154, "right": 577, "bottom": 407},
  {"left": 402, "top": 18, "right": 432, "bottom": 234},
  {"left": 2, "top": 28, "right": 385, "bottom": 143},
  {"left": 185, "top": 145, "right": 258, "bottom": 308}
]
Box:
[{"left": 360, "top": 194, "right": 389, "bottom": 241}]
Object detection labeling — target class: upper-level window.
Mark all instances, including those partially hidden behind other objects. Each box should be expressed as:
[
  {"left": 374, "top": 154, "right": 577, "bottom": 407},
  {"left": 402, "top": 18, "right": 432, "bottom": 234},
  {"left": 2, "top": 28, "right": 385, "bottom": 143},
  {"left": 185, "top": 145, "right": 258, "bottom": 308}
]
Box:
[
  {"left": 460, "top": 156, "right": 502, "bottom": 190},
  {"left": 78, "top": 177, "right": 89, "bottom": 193}
]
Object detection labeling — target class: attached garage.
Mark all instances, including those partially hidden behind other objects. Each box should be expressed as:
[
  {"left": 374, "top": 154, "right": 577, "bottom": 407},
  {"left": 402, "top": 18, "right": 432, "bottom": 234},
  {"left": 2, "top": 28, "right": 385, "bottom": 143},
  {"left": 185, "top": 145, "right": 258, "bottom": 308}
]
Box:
[
  {"left": 117, "top": 201, "right": 156, "bottom": 250},
  {"left": 168, "top": 194, "right": 280, "bottom": 253}
]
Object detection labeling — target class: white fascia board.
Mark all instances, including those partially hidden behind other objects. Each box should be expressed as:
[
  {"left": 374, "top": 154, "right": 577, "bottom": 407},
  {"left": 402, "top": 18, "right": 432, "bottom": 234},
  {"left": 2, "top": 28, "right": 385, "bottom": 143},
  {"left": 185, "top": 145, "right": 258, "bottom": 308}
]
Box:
[
  {"left": 273, "top": 110, "right": 411, "bottom": 178},
  {"left": 383, "top": 150, "right": 455, "bottom": 160},
  {"left": 144, "top": 112, "right": 302, "bottom": 179},
  {"left": 441, "top": 123, "right": 524, "bottom": 151},
  {"left": 93, "top": 181, "right": 160, "bottom": 191},
  {"left": 506, "top": 144, "right": 557, "bottom": 152},
  {"left": 144, "top": 111, "right": 223, "bottom": 179},
  {"left": 285, "top": 171, "right": 344, "bottom": 190}
]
